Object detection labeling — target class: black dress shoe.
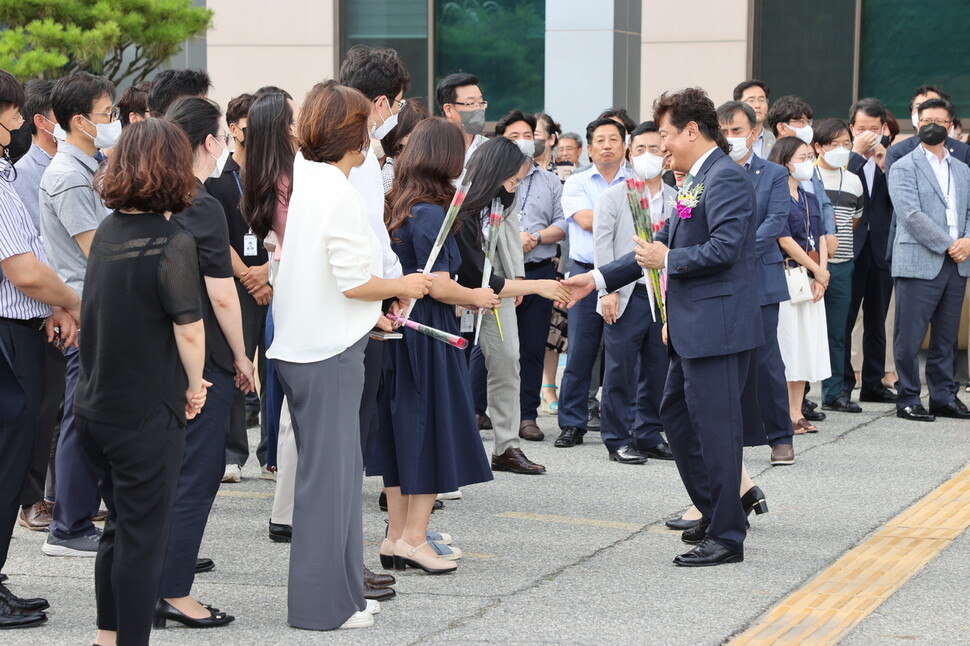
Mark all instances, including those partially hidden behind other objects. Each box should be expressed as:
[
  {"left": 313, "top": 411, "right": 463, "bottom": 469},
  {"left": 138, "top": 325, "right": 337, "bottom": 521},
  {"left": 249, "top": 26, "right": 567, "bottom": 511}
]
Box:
[
  {"left": 364, "top": 584, "right": 396, "bottom": 601},
  {"left": 379, "top": 490, "right": 387, "bottom": 511},
  {"left": 740, "top": 485, "right": 769, "bottom": 517},
  {"left": 195, "top": 557, "right": 214, "bottom": 573},
  {"left": 802, "top": 404, "right": 826, "bottom": 421},
  {"left": 929, "top": 398, "right": 970, "bottom": 419},
  {"left": 476, "top": 413, "right": 493, "bottom": 430},
  {"left": 859, "top": 384, "right": 897, "bottom": 403},
  {"left": 640, "top": 442, "right": 675, "bottom": 460},
  {"left": 364, "top": 565, "right": 395, "bottom": 588},
  {"left": 896, "top": 404, "right": 935, "bottom": 422},
  {"left": 608, "top": 444, "right": 649, "bottom": 464},
  {"left": 269, "top": 521, "right": 292, "bottom": 543},
  {"left": 674, "top": 537, "right": 743, "bottom": 567},
  {"left": 0, "top": 597, "right": 46, "bottom": 629},
  {"left": 822, "top": 393, "right": 862, "bottom": 413},
  {"left": 587, "top": 407, "right": 601, "bottom": 432},
  {"left": 153, "top": 599, "right": 234, "bottom": 629},
  {"left": 0, "top": 574, "right": 6, "bottom": 582},
  {"left": 554, "top": 426, "right": 585, "bottom": 448},
  {"left": 681, "top": 518, "right": 710, "bottom": 544},
  {"left": 0, "top": 583, "right": 49, "bottom": 612},
  {"left": 665, "top": 517, "right": 702, "bottom": 531}
]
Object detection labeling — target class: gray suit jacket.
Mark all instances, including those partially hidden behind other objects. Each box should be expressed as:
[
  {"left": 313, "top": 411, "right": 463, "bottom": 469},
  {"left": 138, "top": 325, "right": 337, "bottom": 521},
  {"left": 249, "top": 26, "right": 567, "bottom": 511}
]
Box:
[
  {"left": 493, "top": 205, "right": 526, "bottom": 280},
  {"left": 887, "top": 147, "right": 970, "bottom": 279},
  {"left": 593, "top": 181, "right": 677, "bottom": 318}
]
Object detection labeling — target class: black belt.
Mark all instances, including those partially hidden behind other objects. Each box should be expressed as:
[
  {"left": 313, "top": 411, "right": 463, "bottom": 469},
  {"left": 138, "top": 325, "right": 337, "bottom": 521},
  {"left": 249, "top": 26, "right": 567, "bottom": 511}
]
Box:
[
  {"left": 524, "top": 258, "right": 553, "bottom": 270},
  {"left": 573, "top": 261, "right": 594, "bottom": 271},
  {"left": 0, "top": 316, "right": 46, "bottom": 331}
]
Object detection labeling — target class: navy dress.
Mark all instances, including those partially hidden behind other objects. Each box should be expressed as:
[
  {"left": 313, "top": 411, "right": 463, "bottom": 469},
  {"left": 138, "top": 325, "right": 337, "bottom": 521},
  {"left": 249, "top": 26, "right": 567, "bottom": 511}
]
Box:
[{"left": 368, "top": 203, "right": 493, "bottom": 494}]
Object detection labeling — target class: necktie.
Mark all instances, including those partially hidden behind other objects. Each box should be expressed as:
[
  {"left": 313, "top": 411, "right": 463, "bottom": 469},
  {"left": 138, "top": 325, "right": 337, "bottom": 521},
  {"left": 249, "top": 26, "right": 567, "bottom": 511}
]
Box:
[{"left": 684, "top": 172, "right": 694, "bottom": 187}]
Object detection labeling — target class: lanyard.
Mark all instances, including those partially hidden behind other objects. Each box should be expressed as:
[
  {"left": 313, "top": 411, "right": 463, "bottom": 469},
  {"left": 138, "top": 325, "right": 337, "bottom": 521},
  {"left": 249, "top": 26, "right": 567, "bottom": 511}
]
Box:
[
  {"left": 518, "top": 172, "right": 535, "bottom": 215},
  {"left": 232, "top": 170, "right": 254, "bottom": 235},
  {"left": 794, "top": 188, "right": 815, "bottom": 252}
]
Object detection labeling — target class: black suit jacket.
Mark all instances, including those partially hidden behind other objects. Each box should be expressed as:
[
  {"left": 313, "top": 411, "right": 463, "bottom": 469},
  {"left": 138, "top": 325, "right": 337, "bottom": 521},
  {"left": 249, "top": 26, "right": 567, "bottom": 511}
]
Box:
[{"left": 847, "top": 152, "right": 892, "bottom": 270}]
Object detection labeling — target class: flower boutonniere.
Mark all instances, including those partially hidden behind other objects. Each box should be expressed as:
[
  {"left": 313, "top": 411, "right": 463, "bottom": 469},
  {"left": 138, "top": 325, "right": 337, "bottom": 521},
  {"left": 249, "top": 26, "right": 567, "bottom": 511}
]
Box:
[{"left": 670, "top": 181, "right": 705, "bottom": 220}]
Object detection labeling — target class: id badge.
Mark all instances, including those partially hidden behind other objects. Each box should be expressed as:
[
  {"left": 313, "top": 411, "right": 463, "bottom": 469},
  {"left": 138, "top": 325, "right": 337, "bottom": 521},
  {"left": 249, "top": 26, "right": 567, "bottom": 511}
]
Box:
[
  {"left": 460, "top": 308, "right": 475, "bottom": 333},
  {"left": 243, "top": 233, "right": 258, "bottom": 257},
  {"left": 945, "top": 196, "right": 957, "bottom": 229}
]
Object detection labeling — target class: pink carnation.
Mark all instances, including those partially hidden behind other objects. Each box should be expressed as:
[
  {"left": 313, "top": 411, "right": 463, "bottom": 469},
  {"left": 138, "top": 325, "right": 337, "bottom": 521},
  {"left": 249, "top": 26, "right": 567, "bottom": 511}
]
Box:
[{"left": 676, "top": 203, "right": 693, "bottom": 219}]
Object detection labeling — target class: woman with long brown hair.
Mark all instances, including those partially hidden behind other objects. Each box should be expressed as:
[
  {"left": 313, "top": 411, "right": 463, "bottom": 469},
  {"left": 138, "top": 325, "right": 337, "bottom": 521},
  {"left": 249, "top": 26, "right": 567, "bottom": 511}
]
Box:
[{"left": 370, "top": 117, "right": 500, "bottom": 575}]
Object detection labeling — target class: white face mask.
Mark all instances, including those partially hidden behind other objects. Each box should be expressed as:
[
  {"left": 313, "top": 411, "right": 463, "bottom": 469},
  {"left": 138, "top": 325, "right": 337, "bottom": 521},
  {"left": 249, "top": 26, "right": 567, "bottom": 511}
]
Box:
[
  {"left": 632, "top": 152, "right": 664, "bottom": 179},
  {"left": 209, "top": 140, "right": 230, "bottom": 179},
  {"left": 372, "top": 103, "right": 398, "bottom": 139},
  {"left": 727, "top": 136, "right": 750, "bottom": 162},
  {"left": 911, "top": 111, "right": 920, "bottom": 129},
  {"left": 822, "top": 147, "right": 850, "bottom": 168},
  {"left": 790, "top": 159, "right": 815, "bottom": 182},
  {"left": 82, "top": 117, "right": 122, "bottom": 148},
  {"left": 786, "top": 123, "right": 814, "bottom": 145},
  {"left": 52, "top": 124, "right": 67, "bottom": 141},
  {"left": 515, "top": 138, "right": 536, "bottom": 158}
]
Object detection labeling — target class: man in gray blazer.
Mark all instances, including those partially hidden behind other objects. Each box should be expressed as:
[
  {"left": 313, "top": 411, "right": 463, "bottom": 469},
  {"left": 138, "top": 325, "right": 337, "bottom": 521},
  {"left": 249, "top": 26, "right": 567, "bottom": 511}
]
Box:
[
  {"left": 594, "top": 121, "right": 675, "bottom": 464},
  {"left": 887, "top": 98, "right": 970, "bottom": 421}
]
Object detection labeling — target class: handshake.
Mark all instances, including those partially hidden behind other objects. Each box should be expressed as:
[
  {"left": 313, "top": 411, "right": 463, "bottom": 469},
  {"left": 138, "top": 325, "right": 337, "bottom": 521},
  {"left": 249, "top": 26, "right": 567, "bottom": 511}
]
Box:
[{"left": 556, "top": 237, "right": 669, "bottom": 309}]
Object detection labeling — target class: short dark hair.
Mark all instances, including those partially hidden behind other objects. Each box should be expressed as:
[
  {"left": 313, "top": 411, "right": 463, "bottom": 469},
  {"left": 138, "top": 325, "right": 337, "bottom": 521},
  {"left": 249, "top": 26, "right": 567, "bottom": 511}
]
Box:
[
  {"left": 848, "top": 97, "right": 888, "bottom": 126},
  {"left": 585, "top": 117, "right": 626, "bottom": 145},
  {"left": 299, "top": 80, "right": 371, "bottom": 164},
  {"left": 732, "top": 80, "right": 770, "bottom": 101},
  {"left": 767, "top": 135, "right": 808, "bottom": 168},
  {"left": 22, "top": 79, "right": 54, "bottom": 135},
  {"left": 598, "top": 107, "right": 636, "bottom": 135},
  {"left": 0, "top": 69, "right": 25, "bottom": 112},
  {"left": 339, "top": 45, "right": 411, "bottom": 103},
  {"left": 917, "top": 98, "right": 955, "bottom": 119},
  {"left": 716, "top": 100, "right": 757, "bottom": 129},
  {"left": 50, "top": 72, "right": 116, "bottom": 133},
  {"left": 226, "top": 93, "right": 254, "bottom": 126},
  {"left": 812, "top": 118, "right": 851, "bottom": 147},
  {"left": 253, "top": 85, "right": 293, "bottom": 101},
  {"left": 435, "top": 72, "right": 479, "bottom": 111},
  {"left": 381, "top": 98, "right": 430, "bottom": 157},
  {"left": 630, "top": 121, "right": 658, "bottom": 138},
  {"left": 117, "top": 80, "right": 151, "bottom": 127},
  {"left": 494, "top": 109, "right": 537, "bottom": 136},
  {"left": 766, "top": 95, "right": 813, "bottom": 136},
  {"left": 910, "top": 85, "right": 950, "bottom": 111},
  {"left": 165, "top": 96, "right": 222, "bottom": 150},
  {"left": 653, "top": 87, "right": 729, "bottom": 152},
  {"left": 147, "top": 69, "right": 211, "bottom": 117},
  {"left": 98, "top": 119, "right": 196, "bottom": 214}
]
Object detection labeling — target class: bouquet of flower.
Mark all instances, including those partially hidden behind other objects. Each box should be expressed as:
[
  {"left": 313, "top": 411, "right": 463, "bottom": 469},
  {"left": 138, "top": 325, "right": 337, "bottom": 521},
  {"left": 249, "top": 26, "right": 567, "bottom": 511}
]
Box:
[
  {"left": 474, "top": 198, "right": 505, "bottom": 345},
  {"left": 625, "top": 178, "right": 666, "bottom": 324}
]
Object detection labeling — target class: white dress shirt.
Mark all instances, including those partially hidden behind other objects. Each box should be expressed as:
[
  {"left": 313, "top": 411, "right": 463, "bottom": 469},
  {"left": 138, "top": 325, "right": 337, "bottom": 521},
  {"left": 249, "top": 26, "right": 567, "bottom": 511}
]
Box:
[
  {"left": 349, "top": 147, "right": 403, "bottom": 279},
  {"left": 562, "top": 163, "right": 628, "bottom": 265},
  {"left": 921, "top": 145, "right": 959, "bottom": 240}
]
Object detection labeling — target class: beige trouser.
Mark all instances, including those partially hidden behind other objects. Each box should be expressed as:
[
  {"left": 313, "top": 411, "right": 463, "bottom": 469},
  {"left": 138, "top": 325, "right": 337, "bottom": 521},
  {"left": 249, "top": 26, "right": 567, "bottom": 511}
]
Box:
[
  {"left": 270, "top": 398, "right": 295, "bottom": 526},
  {"left": 479, "top": 296, "right": 522, "bottom": 456}
]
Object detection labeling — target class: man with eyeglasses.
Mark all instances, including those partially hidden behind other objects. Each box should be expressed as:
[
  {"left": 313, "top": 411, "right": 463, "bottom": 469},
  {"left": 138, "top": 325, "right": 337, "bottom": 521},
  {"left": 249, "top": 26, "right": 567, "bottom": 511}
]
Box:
[
  {"left": 436, "top": 72, "right": 488, "bottom": 163},
  {"left": 886, "top": 85, "right": 970, "bottom": 174},
  {"left": 887, "top": 98, "right": 970, "bottom": 422},
  {"left": 558, "top": 133, "right": 583, "bottom": 166},
  {"left": 38, "top": 72, "right": 118, "bottom": 558},
  {"left": 733, "top": 80, "right": 774, "bottom": 159}
]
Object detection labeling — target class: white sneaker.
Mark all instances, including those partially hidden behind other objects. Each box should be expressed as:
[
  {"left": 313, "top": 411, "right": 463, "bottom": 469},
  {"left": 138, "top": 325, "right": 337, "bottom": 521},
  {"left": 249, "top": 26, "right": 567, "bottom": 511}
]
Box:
[
  {"left": 221, "top": 464, "right": 241, "bottom": 483},
  {"left": 338, "top": 611, "right": 374, "bottom": 629},
  {"left": 364, "top": 599, "right": 380, "bottom": 614},
  {"left": 436, "top": 490, "right": 462, "bottom": 500},
  {"left": 259, "top": 466, "right": 277, "bottom": 481},
  {"left": 42, "top": 530, "right": 100, "bottom": 557}
]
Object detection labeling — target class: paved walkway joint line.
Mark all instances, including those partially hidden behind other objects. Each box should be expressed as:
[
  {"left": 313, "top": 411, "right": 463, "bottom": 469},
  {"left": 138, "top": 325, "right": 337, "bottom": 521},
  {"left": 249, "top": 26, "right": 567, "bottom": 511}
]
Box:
[{"left": 494, "top": 511, "right": 645, "bottom": 531}]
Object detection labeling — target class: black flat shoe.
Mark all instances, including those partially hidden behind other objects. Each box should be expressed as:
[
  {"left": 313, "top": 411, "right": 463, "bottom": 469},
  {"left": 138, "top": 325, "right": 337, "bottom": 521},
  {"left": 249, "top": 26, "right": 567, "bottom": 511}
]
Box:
[
  {"left": 859, "top": 384, "right": 897, "bottom": 403},
  {"left": 269, "top": 521, "right": 292, "bottom": 543},
  {"left": 929, "top": 398, "right": 970, "bottom": 419},
  {"left": 673, "top": 538, "right": 743, "bottom": 567},
  {"left": 195, "top": 558, "right": 214, "bottom": 573},
  {"left": 741, "top": 485, "right": 769, "bottom": 517},
  {"left": 0, "top": 583, "right": 49, "bottom": 612},
  {"left": 554, "top": 426, "right": 585, "bottom": 448},
  {"left": 153, "top": 599, "right": 234, "bottom": 629},
  {"left": 802, "top": 406, "right": 826, "bottom": 422},
  {"left": 681, "top": 518, "right": 710, "bottom": 544},
  {"left": 608, "top": 444, "right": 649, "bottom": 464},
  {"left": 822, "top": 393, "right": 862, "bottom": 413},
  {"left": 641, "top": 442, "right": 675, "bottom": 460},
  {"left": 665, "top": 517, "right": 702, "bottom": 531},
  {"left": 896, "top": 404, "right": 935, "bottom": 422}
]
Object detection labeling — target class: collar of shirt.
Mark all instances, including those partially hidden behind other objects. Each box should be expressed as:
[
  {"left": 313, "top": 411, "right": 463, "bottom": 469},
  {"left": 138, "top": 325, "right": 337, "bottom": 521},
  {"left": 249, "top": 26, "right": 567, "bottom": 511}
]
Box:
[
  {"left": 921, "top": 144, "right": 951, "bottom": 166},
  {"left": 589, "top": 162, "right": 626, "bottom": 185},
  {"left": 57, "top": 140, "right": 100, "bottom": 175},
  {"left": 688, "top": 145, "right": 718, "bottom": 179},
  {"left": 29, "top": 143, "right": 53, "bottom": 163}
]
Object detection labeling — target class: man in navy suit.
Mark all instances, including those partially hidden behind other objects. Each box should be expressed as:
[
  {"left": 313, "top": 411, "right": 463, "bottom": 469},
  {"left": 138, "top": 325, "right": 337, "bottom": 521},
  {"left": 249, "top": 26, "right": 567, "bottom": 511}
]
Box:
[
  {"left": 564, "top": 89, "right": 762, "bottom": 566},
  {"left": 718, "top": 101, "right": 794, "bottom": 466}
]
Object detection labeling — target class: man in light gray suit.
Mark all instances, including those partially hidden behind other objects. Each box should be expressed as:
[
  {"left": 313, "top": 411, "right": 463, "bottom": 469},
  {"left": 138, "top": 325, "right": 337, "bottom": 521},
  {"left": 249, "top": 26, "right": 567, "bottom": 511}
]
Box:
[
  {"left": 887, "top": 98, "right": 970, "bottom": 422},
  {"left": 594, "top": 121, "right": 675, "bottom": 464}
]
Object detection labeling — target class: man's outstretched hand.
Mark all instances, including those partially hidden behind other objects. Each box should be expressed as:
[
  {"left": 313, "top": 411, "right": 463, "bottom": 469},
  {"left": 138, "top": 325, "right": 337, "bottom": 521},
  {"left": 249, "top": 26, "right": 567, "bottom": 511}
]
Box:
[{"left": 557, "top": 272, "right": 596, "bottom": 309}]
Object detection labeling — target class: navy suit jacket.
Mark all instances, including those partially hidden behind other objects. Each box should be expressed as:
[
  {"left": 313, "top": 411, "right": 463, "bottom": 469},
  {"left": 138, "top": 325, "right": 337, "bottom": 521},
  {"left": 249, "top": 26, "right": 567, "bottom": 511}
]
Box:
[
  {"left": 600, "top": 147, "right": 763, "bottom": 359},
  {"left": 847, "top": 152, "right": 892, "bottom": 269},
  {"left": 886, "top": 135, "right": 970, "bottom": 174},
  {"left": 746, "top": 154, "right": 790, "bottom": 306}
]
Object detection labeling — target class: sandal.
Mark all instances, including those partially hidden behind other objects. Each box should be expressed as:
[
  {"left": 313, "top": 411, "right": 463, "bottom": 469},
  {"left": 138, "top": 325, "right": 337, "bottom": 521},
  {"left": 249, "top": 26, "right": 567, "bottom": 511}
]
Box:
[
  {"left": 541, "top": 384, "right": 559, "bottom": 413},
  {"left": 796, "top": 417, "right": 818, "bottom": 433},
  {"left": 792, "top": 420, "right": 807, "bottom": 435}
]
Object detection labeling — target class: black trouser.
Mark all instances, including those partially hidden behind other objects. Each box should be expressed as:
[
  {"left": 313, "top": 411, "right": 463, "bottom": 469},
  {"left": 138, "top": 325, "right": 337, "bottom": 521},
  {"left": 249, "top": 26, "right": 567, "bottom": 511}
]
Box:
[
  {"left": 20, "top": 341, "right": 66, "bottom": 506},
  {"left": 225, "top": 281, "right": 268, "bottom": 468},
  {"left": 0, "top": 318, "right": 46, "bottom": 571},
  {"left": 77, "top": 405, "right": 184, "bottom": 646},
  {"left": 517, "top": 260, "right": 557, "bottom": 422}
]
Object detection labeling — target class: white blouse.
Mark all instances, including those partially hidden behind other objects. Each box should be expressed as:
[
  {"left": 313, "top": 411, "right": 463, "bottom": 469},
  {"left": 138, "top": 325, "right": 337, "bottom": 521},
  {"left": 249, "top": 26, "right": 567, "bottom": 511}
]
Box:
[{"left": 267, "top": 152, "right": 382, "bottom": 363}]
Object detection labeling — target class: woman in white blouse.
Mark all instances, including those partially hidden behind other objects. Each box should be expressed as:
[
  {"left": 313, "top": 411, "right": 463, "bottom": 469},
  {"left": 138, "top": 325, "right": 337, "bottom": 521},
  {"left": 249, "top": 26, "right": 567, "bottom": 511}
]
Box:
[{"left": 266, "top": 80, "right": 432, "bottom": 632}]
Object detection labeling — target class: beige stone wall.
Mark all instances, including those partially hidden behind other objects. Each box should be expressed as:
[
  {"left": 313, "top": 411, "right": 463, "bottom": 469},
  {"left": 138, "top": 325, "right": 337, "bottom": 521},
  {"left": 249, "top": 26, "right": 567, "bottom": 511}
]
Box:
[{"left": 205, "top": 0, "right": 337, "bottom": 112}]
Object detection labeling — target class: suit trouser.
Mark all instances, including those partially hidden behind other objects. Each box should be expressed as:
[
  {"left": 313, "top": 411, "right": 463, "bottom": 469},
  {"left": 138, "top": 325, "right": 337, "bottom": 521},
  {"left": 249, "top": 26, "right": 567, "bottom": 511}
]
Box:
[
  {"left": 558, "top": 289, "right": 604, "bottom": 430},
  {"left": 225, "top": 281, "right": 267, "bottom": 468},
  {"left": 76, "top": 405, "right": 183, "bottom": 646},
  {"left": 263, "top": 305, "right": 285, "bottom": 468},
  {"left": 601, "top": 286, "right": 666, "bottom": 452},
  {"left": 758, "top": 304, "right": 794, "bottom": 446},
  {"left": 275, "top": 336, "right": 367, "bottom": 631},
  {"left": 49, "top": 345, "right": 100, "bottom": 540},
  {"left": 0, "top": 320, "right": 45, "bottom": 571},
  {"left": 470, "top": 345, "right": 488, "bottom": 415},
  {"left": 478, "top": 297, "right": 522, "bottom": 456},
  {"left": 662, "top": 349, "right": 751, "bottom": 552},
  {"left": 517, "top": 262, "right": 557, "bottom": 422},
  {"left": 893, "top": 258, "right": 966, "bottom": 409},
  {"left": 20, "top": 341, "right": 65, "bottom": 506},
  {"left": 843, "top": 240, "right": 893, "bottom": 390},
  {"left": 822, "top": 260, "right": 855, "bottom": 402},
  {"left": 158, "top": 362, "right": 234, "bottom": 598}
]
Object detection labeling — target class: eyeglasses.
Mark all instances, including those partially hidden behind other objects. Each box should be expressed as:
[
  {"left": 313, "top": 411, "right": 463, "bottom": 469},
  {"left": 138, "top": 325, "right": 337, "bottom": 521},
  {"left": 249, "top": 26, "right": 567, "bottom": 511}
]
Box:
[
  {"left": 918, "top": 118, "right": 952, "bottom": 127},
  {"left": 791, "top": 154, "right": 815, "bottom": 163},
  {"left": 506, "top": 176, "right": 523, "bottom": 189},
  {"left": 90, "top": 106, "right": 121, "bottom": 121},
  {"left": 743, "top": 97, "right": 769, "bottom": 105},
  {"left": 559, "top": 145, "right": 578, "bottom": 152},
  {"left": 822, "top": 142, "right": 852, "bottom": 150},
  {"left": 211, "top": 132, "right": 232, "bottom": 147},
  {"left": 787, "top": 119, "right": 813, "bottom": 129},
  {"left": 450, "top": 100, "right": 488, "bottom": 110}
]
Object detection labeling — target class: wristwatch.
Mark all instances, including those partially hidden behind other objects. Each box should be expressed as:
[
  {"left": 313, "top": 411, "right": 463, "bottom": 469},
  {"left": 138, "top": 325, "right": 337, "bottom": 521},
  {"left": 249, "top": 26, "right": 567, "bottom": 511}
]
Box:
[{"left": 531, "top": 231, "right": 542, "bottom": 244}]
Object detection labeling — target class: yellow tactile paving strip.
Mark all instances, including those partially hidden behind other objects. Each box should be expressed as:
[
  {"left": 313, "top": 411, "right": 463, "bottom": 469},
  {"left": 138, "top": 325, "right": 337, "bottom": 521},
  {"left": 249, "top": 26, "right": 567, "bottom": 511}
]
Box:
[{"left": 730, "top": 464, "right": 970, "bottom": 646}]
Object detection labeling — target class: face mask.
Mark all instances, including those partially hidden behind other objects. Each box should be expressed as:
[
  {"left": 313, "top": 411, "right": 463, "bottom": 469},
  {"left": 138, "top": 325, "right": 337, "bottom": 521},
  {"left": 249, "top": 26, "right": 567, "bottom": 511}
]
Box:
[
  {"left": 459, "top": 109, "right": 486, "bottom": 136},
  {"left": 82, "top": 117, "right": 122, "bottom": 148},
  {"left": 822, "top": 147, "right": 850, "bottom": 168},
  {"left": 727, "top": 136, "right": 750, "bottom": 162},
  {"left": 532, "top": 139, "right": 546, "bottom": 158},
  {"left": 790, "top": 160, "right": 815, "bottom": 182},
  {"left": 498, "top": 186, "right": 516, "bottom": 209},
  {"left": 911, "top": 111, "right": 920, "bottom": 129},
  {"left": 372, "top": 103, "right": 398, "bottom": 139},
  {"left": 880, "top": 134, "right": 891, "bottom": 149},
  {"left": 209, "top": 140, "right": 230, "bottom": 179},
  {"left": 918, "top": 123, "right": 948, "bottom": 146},
  {"left": 632, "top": 152, "right": 664, "bottom": 179},
  {"left": 515, "top": 139, "right": 535, "bottom": 157},
  {"left": 787, "top": 123, "right": 814, "bottom": 145},
  {"left": 1, "top": 121, "right": 32, "bottom": 161},
  {"left": 53, "top": 124, "right": 67, "bottom": 141}
]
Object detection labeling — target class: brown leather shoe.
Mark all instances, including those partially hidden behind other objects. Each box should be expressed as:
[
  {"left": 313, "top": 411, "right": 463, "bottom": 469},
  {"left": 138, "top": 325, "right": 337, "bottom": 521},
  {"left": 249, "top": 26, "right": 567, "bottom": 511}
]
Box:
[
  {"left": 770, "top": 443, "right": 795, "bottom": 466},
  {"left": 491, "top": 448, "right": 546, "bottom": 474},
  {"left": 91, "top": 508, "right": 108, "bottom": 522},
  {"left": 364, "top": 564, "right": 395, "bottom": 587},
  {"left": 518, "top": 420, "right": 544, "bottom": 441},
  {"left": 17, "top": 501, "right": 53, "bottom": 531},
  {"left": 364, "top": 583, "right": 396, "bottom": 601}
]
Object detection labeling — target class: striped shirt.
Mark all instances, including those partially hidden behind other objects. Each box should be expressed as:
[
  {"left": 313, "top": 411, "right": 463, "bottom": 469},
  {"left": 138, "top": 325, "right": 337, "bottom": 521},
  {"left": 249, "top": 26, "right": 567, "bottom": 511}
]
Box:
[
  {"left": 817, "top": 166, "right": 864, "bottom": 264},
  {"left": 0, "top": 165, "right": 53, "bottom": 320}
]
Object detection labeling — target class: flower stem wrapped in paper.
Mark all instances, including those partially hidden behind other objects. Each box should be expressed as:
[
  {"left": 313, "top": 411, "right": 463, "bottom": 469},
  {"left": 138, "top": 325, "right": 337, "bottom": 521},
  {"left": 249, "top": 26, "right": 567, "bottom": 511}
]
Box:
[
  {"left": 473, "top": 198, "right": 505, "bottom": 345},
  {"left": 625, "top": 177, "right": 666, "bottom": 324},
  {"left": 388, "top": 314, "right": 468, "bottom": 349}
]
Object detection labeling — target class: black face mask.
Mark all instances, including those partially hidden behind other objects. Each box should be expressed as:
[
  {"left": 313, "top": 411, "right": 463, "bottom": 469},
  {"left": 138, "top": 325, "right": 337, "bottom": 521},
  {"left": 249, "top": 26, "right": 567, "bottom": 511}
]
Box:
[
  {"left": 1, "top": 120, "right": 32, "bottom": 163},
  {"left": 879, "top": 135, "right": 891, "bottom": 149},
  {"left": 498, "top": 186, "right": 515, "bottom": 209},
  {"left": 918, "top": 123, "right": 948, "bottom": 146}
]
